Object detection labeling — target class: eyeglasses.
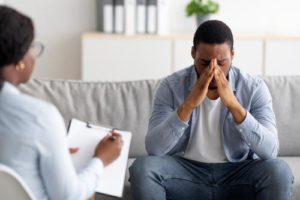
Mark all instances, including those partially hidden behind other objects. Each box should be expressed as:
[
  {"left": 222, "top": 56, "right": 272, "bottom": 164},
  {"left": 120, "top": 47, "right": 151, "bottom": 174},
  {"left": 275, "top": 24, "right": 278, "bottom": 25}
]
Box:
[{"left": 30, "top": 41, "right": 45, "bottom": 58}]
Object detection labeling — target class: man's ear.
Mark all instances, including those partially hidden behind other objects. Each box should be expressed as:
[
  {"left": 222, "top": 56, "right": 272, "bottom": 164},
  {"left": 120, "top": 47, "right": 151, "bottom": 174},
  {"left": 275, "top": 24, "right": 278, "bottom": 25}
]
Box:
[
  {"left": 191, "top": 46, "right": 196, "bottom": 59},
  {"left": 231, "top": 49, "right": 235, "bottom": 60}
]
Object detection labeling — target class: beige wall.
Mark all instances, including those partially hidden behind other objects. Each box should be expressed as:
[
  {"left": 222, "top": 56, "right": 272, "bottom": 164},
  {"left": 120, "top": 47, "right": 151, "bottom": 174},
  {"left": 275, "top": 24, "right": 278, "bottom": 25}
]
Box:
[{"left": 7, "top": 0, "right": 98, "bottom": 80}]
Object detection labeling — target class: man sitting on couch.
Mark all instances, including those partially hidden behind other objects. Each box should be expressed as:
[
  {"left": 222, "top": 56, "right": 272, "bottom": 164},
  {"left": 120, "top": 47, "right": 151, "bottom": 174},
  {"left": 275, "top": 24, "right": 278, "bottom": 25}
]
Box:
[{"left": 129, "top": 20, "right": 294, "bottom": 200}]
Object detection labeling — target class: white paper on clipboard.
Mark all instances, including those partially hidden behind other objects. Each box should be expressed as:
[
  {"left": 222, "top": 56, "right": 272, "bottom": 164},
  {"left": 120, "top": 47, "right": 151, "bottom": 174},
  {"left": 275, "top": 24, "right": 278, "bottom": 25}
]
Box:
[{"left": 67, "top": 118, "right": 132, "bottom": 198}]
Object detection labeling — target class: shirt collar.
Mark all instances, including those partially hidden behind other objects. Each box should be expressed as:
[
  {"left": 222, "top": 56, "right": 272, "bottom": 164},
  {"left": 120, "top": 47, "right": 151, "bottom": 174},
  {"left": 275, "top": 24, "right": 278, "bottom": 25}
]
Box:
[
  {"left": 1, "top": 81, "right": 21, "bottom": 95},
  {"left": 188, "top": 65, "right": 237, "bottom": 92}
]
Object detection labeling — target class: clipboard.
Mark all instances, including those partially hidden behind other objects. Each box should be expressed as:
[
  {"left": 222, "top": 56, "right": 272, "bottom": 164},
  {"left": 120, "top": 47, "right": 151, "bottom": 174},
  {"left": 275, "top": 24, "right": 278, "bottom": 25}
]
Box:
[{"left": 67, "top": 118, "right": 132, "bottom": 198}]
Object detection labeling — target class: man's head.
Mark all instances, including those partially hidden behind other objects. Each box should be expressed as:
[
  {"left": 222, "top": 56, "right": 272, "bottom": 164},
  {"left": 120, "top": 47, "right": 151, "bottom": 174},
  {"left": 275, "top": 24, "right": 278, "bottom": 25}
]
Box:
[
  {"left": 0, "top": 5, "right": 35, "bottom": 85},
  {"left": 191, "top": 20, "right": 234, "bottom": 90}
]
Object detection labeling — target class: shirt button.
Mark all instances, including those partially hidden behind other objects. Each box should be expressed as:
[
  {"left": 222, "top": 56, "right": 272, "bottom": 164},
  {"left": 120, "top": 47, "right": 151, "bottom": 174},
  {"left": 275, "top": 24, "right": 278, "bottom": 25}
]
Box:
[
  {"left": 239, "top": 129, "right": 243, "bottom": 133},
  {"left": 181, "top": 127, "right": 185, "bottom": 130}
]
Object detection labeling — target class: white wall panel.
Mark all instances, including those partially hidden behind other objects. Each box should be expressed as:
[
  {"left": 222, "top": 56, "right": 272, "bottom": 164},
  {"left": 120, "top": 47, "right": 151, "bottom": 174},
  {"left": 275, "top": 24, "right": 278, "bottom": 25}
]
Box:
[
  {"left": 265, "top": 39, "right": 300, "bottom": 75},
  {"left": 233, "top": 39, "right": 264, "bottom": 75},
  {"left": 173, "top": 39, "right": 193, "bottom": 72},
  {"left": 82, "top": 37, "right": 172, "bottom": 81}
]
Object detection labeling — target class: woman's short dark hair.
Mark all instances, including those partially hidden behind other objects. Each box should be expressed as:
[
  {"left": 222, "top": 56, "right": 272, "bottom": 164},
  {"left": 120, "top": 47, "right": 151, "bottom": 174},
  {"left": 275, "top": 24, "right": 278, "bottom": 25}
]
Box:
[
  {"left": 0, "top": 6, "right": 34, "bottom": 69},
  {"left": 193, "top": 20, "right": 234, "bottom": 51}
]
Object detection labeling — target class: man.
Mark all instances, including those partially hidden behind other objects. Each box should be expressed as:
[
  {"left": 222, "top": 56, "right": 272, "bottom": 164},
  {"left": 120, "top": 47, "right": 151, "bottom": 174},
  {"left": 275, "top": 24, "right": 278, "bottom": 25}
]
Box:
[{"left": 129, "top": 20, "right": 293, "bottom": 200}]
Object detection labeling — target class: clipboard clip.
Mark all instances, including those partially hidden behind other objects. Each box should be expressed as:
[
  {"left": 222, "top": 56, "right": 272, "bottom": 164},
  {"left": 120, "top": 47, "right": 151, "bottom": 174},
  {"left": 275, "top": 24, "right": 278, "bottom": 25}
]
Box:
[
  {"left": 86, "top": 122, "right": 92, "bottom": 128},
  {"left": 86, "top": 122, "right": 119, "bottom": 133}
]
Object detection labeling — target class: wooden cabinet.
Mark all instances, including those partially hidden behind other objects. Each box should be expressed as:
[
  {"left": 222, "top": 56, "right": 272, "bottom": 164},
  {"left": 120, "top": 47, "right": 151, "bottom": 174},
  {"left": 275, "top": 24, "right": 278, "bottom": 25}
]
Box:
[
  {"left": 82, "top": 33, "right": 300, "bottom": 81},
  {"left": 82, "top": 34, "right": 172, "bottom": 81}
]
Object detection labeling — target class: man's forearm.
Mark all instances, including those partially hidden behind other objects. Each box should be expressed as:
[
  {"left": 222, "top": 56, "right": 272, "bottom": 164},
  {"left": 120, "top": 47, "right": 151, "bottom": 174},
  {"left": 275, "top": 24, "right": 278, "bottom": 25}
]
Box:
[
  {"left": 228, "top": 101, "right": 247, "bottom": 124},
  {"left": 177, "top": 102, "right": 195, "bottom": 122},
  {"left": 146, "top": 110, "right": 190, "bottom": 156}
]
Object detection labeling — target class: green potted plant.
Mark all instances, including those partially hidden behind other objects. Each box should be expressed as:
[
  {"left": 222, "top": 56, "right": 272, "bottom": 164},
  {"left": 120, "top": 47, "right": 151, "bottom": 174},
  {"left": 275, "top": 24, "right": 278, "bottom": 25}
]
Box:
[{"left": 186, "top": 0, "right": 219, "bottom": 26}]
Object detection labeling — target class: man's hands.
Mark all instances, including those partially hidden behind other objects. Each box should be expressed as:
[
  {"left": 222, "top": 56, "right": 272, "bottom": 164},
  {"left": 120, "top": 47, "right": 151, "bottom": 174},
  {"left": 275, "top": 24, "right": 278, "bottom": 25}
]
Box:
[
  {"left": 178, "top": 58, "right": 246, "bottom": 124},
  {"left": 177, "top": 59, "right": 215, "bottom": 122},
  {"left": 94, "top": 132, "right": 123, "bottom": 167},
  {"left": 213, "top": 59, "right": 247, "bottom": 123},
  {"left": 212, "top": 58, "right": 236, "bottom": 109}
]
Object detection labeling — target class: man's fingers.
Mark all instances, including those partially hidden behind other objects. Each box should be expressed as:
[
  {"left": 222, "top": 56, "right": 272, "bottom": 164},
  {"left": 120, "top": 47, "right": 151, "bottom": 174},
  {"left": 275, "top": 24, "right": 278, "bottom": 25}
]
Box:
[
  {"left": 214, "top": 68, "right": 221, "bottom": 82},
  {"left": 218, "top": 67, "right": 228, "bottom": 85}
]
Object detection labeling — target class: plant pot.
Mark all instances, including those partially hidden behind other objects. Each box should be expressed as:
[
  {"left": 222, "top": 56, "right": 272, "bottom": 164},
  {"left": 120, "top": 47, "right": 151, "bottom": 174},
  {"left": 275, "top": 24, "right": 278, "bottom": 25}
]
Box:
[{"left": 196, "top": 15, "right": 210, "bottom": 27}]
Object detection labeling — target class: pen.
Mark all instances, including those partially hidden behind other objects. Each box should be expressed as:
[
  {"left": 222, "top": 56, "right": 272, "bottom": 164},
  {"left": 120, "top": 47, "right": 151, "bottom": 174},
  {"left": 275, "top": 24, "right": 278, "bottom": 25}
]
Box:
[{"left": 110, "top": 128, "right": 117, "bottom": 140}]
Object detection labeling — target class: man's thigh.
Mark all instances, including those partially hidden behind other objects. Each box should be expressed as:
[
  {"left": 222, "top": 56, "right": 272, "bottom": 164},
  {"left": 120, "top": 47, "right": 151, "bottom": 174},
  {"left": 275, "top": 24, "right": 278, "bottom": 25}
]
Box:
[
  {"left": 213, "top": 158, "right": 293, "bottom": 200},
  {"left": 130, "top": 157, "right": 293, "bottom": 200},
  {"left": 129, "top": 156, "right": 213, "bottom": 199}
]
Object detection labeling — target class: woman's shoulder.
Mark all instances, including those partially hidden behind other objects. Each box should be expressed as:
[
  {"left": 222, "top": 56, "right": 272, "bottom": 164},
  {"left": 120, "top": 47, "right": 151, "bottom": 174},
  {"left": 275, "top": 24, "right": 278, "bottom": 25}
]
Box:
[{"left": 21, "top": 93, "right": 61, "bottom": 119}]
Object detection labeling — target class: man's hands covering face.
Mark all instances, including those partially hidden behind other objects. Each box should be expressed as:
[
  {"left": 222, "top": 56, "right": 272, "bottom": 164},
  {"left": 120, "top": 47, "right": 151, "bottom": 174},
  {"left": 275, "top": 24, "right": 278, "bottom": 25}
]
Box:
[{"left": 178, "top": 58, "right": 246, "bottom": 124}]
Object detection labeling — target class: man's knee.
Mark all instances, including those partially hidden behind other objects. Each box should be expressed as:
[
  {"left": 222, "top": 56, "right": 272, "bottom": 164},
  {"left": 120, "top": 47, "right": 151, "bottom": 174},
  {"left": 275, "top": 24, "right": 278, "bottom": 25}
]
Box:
[
  {"left": 260, "top": 159, "right": 294, "bottom": 184},
  {"left": 129, "top": 156, "right": 165, "bottom": 181}
]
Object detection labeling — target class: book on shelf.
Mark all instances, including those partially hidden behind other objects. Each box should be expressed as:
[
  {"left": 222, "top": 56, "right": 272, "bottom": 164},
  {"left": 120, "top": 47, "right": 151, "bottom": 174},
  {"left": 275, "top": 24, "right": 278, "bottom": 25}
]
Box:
[
  {"left": 136, "top": 0, "right": 147, "bottom": 34},
  {"left": 157, "top": 0, "right": 170, "bottom": 35},
  {"left": 146, "top": 0, "right": 157, "bottom": 34},
  {"left": 96, "top": 0, "right": 170, "bottom": 35},
  {"left": 124, "top": 0, "right": 136, "bottom": 35},
  {"left": 114, "top": 0, "right": 125, "bottom": 33},
  {"left": 97, "top": 0, "right": 114, "bottom": 33}
]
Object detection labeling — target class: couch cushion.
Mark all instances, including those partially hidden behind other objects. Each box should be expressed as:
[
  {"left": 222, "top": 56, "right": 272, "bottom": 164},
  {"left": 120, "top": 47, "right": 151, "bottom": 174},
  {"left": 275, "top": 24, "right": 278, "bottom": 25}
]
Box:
[
  {"left": 263, "top": 77, "right": 300, "bottom": 156},
  {"left": 19, "top": 79, "right": 160, "bottom": 158},
  {"left": 20, "top": 77, "right": 300, "bottom": 157}
]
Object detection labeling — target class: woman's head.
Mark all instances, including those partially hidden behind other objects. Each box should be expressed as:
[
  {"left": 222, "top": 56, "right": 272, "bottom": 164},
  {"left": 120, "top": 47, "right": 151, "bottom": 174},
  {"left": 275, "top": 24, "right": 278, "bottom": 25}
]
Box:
[{"left": 0, "top": 5, "right": 35, "bottom": 85}]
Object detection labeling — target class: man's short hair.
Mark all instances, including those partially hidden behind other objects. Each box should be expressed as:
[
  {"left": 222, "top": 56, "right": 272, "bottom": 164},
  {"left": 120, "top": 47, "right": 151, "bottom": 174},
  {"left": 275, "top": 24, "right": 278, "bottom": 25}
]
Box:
[{"left": 193, "top": 20, "right": 234, "bottom": 50}]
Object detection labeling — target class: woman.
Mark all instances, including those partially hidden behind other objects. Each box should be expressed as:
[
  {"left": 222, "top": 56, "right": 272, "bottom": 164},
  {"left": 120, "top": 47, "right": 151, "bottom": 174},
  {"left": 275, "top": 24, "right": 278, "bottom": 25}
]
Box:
[{"left": 0, "top": 5, "right": 123, "bottom": 200}]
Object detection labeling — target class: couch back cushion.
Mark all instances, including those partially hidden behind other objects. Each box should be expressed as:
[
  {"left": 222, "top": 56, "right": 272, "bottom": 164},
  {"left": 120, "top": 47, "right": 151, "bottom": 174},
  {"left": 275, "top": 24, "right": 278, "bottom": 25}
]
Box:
[
  {"left": 263, "top": 76, "right": 300, "bottom": 156},
  {"left": 20, "top": 79, "right": 160, "bottom": 158}
]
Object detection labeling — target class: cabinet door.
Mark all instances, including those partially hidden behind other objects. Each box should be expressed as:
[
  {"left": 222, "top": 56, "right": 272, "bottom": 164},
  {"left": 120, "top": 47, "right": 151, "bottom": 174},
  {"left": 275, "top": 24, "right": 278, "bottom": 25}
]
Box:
[
  {"left": 82, "top": 38, "right": 172, "bottom": 81},
  {"left": 265, "top": 39, "right": 300, "bottom": 75},
  {"left": 233, "top": 39, "right": 264, "bottom": 75}
]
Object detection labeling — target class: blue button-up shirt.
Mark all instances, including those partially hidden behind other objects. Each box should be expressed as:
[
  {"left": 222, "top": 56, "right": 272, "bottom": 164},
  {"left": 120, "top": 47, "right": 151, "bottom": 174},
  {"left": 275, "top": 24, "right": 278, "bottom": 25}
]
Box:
[{"left": 146, "top": 66, "right": 279, "bottom": 162}]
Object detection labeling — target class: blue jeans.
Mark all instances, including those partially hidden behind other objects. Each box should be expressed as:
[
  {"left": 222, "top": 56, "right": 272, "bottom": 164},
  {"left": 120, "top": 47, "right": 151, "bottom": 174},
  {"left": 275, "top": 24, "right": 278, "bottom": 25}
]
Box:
[{"left": 129, "top": 156, "right": 293, "bottom": 200}]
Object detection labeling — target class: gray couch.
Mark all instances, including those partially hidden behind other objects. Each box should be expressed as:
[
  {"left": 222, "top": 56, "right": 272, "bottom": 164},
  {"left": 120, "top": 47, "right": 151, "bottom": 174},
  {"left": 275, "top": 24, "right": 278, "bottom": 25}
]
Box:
[{"left": 20, "top": 76, "right": 300, "bottom": 200}]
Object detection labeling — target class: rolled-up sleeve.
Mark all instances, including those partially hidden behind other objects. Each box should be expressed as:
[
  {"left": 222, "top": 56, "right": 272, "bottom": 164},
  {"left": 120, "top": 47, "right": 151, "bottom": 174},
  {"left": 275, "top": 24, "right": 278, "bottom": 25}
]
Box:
[{"left": 235, "top": 80, "right": 279, "bottom": 159}]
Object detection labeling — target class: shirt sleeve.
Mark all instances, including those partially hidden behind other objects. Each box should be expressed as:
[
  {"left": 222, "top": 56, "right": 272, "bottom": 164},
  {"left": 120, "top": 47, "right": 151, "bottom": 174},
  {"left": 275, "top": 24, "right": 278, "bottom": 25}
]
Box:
[
  {"left": 35, "top": 105, "right": 104, "bottom": 200},
  {"left": 146, "top": 79, "right": 189, "bottom": 156},
  {"left": 235, "top": 80, "right": 279, "bottom": 159}
]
